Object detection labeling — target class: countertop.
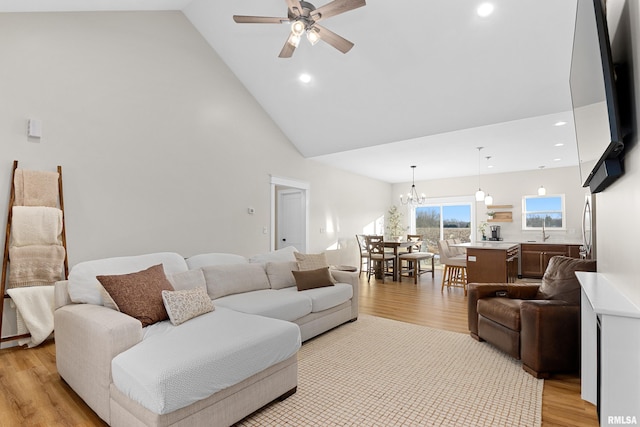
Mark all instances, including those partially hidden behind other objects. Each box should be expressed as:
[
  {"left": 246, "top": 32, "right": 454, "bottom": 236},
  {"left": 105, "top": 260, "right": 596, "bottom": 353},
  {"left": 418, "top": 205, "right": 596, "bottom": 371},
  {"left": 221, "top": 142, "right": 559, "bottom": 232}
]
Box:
[
  {"left": 454, "top": 242, "right": 519, "bottom": 250},
  {"left": 577, "top": 272, "right": 640, "bottom": 318},
  {"left": 453, "top": 241, "right": 582, "bottom": 250},
  {"left": 519, "top": 240, "right": 583, "bottom": 245}
]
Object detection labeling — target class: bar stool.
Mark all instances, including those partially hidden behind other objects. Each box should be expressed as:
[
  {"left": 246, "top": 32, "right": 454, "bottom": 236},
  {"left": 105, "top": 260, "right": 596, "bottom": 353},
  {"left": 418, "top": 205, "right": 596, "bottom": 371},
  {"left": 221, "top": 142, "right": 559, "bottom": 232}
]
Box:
[{"left": 437, "top": 239, "right": 468, "bottom": 295}]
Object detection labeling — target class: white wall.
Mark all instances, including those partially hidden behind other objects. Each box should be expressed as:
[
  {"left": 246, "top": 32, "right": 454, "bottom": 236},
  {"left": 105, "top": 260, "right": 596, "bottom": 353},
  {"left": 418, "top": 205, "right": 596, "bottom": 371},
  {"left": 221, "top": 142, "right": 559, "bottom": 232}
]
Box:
[
  {"left": 0, "top": 11, "right": 391, "bottom": 342},
  {"left": 595, "top": 0, "right": 640, "bottom": 306},
  {"left": 391, "top": 166, "right": 586, "bottom": 243}
]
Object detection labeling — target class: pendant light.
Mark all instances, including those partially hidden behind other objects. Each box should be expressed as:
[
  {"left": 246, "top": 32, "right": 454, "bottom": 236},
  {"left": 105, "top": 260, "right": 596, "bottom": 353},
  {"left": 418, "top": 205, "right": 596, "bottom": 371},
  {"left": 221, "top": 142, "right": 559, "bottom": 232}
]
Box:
[
  {"left": 537, "top": 166, "right": 547, "bottom": 195},
  {"left": 484, "top": 156, "right": 493, "bottom": 205},
  {"left": 475, "top": 147, "right": 485, "bottom": 201}
]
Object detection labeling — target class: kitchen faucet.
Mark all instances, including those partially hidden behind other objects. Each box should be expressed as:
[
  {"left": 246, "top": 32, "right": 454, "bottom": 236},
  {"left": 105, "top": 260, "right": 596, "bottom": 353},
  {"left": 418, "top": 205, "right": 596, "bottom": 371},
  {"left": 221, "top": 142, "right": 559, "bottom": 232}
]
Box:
[{"left": 541, "top": 221, "right": 550, "bottom": 242}]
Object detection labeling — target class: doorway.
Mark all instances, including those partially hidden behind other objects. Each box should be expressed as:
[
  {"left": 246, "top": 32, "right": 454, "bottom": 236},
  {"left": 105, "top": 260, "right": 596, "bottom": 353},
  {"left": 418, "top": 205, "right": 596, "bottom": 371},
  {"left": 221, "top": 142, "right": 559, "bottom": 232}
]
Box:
[{"left": 270, "top": 176, "right": 309, "bottom": 253}]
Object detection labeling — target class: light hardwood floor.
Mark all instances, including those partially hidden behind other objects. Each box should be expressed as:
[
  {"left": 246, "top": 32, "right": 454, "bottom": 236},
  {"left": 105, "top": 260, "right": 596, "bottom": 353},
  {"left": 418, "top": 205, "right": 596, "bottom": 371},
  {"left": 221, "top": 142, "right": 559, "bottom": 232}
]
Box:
[
  {"left": 359, "top": 269, "right": 599, "bottom": 427},
  {"left": 0, "top": 270, "right": 598, "bottom": 426}
]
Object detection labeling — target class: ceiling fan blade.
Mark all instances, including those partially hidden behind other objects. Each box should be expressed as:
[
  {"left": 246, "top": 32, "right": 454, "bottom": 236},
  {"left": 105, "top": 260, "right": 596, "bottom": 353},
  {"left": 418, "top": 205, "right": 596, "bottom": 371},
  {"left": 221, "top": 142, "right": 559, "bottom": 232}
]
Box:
[
  {"left": 278, "top": 33, "right": 298, "bottom": 58},
  {"left": 311, "top": 0, "right": 366, "bottom": 22},
  {"left": 313, "top": 24, "right": 354, "bottom": 54},
  {"left": 233, "top": 15, "right": 289, "bottom": 24},
  {"left": 284, "top": 0, "right": 303, "bottom": 16}
]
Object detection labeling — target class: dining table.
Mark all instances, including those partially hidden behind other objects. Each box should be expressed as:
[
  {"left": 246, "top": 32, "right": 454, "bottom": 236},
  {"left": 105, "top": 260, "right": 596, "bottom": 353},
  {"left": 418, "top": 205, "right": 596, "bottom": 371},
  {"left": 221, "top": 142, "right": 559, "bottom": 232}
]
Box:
[{"left": 382, "top": 240, "right": 422, "bottom": 282}]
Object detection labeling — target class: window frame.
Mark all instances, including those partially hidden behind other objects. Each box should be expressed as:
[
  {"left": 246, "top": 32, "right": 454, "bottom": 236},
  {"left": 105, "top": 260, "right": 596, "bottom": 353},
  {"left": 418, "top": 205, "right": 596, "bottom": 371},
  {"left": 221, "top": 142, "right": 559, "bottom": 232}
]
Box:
[
  {"left": 407, "top": 196, "right": 476, "bottom": 243},
  {"left": 521, "top": 194, "right": 566, "bottom": 231}
]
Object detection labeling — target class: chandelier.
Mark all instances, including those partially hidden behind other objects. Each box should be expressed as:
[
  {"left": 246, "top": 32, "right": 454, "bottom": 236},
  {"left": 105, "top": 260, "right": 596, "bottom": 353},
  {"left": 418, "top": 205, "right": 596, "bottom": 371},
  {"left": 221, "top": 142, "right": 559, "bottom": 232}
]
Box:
[{"left": 400, "top": 165, "right": 426, "bottom": 206}]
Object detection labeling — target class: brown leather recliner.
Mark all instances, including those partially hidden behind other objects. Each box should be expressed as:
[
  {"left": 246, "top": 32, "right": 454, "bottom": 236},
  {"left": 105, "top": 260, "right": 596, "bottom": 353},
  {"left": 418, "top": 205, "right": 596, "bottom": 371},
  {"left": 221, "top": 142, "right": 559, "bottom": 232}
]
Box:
[{"left": 468, "top": 256, "right": 596, "bottom": 378}]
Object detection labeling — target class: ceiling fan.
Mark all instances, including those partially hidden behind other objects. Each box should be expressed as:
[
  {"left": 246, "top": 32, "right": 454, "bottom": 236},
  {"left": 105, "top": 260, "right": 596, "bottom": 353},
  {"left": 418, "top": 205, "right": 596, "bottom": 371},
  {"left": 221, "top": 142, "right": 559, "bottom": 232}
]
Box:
[{"left": 233, "top": 0, "right": 366, "bottom": 58}]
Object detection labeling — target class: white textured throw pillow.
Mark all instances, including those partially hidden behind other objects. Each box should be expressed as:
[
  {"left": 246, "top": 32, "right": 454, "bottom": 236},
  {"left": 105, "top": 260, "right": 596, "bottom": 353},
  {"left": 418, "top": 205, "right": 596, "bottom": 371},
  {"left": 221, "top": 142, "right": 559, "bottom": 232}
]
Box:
[
  {"left": 162, "top": 286, "right": 214, "bottom": 326},
  {"left": 294, "top": 251, "right": 329, "bottom": 270}
]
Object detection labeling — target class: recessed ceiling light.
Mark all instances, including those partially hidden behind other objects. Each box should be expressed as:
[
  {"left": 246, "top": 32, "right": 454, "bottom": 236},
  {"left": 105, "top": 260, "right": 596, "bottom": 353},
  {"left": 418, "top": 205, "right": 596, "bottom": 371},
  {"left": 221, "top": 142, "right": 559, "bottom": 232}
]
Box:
[
  {"left": 477, "top": 3, "right": 494, "bottom": 17},
  {"left": 487, "top": 165, "right": 494, "bottom": 169},
  {"left": 554, "top": 121, "right": 567, "bottom": 126},
  {"left": 554, "top": 158, "right": 562, "bottom": 162},
  {"left": 299, "top": 73, "right": 312, "bottom": 84},
  {"left": 554, "top": 143, "right": 564, "bottom": 147}
]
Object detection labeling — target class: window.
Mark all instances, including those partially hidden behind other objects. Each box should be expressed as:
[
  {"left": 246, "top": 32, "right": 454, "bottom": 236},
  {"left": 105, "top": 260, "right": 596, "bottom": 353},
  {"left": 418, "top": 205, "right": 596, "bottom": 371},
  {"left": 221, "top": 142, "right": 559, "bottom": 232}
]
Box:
[
  {"left": 410, "top": 197, "right": 474, "bottom": 255},
  {"left": 522, "top": 195, "right": 565, "bottom": 230}
]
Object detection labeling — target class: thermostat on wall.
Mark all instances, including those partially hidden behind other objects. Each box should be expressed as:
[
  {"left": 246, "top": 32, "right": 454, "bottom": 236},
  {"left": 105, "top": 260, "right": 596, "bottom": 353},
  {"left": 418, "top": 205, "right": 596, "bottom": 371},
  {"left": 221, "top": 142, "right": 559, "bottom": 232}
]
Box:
[{"left": 28, "top": 119, "right": 42, "bottom": 138}]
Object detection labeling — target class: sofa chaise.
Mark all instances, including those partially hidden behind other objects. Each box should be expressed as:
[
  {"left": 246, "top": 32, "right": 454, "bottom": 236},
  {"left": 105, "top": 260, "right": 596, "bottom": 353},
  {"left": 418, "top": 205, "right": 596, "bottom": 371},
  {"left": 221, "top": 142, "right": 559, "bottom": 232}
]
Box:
[{"left": 54, "top": 247, "right": 359, "bottom": 426}]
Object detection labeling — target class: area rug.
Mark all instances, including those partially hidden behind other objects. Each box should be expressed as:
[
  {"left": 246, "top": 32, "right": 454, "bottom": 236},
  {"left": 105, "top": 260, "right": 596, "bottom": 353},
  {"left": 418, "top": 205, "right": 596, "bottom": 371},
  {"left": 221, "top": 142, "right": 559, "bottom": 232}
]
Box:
[{"left": 237, "top": 315, "right": 543, "bottom": 427}]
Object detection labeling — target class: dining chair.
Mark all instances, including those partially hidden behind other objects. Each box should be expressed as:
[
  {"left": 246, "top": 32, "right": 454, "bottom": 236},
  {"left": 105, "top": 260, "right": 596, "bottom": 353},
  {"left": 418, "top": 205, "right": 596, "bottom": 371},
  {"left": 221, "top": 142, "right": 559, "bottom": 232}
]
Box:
[
  {"left": 365, "top": 235, "right": 395, "bottom": 283},
  {"left": 398, "top": 235, "right": 434, "bottom": 284},
  {"left": 355, "top": 234, "right": 370, "bottom": 277},
  {"left": 403, "top": 234, "right": 422, "bottom": 253},
  {"left": 438, "top": 239, "right": 467, "bottom": 295}
]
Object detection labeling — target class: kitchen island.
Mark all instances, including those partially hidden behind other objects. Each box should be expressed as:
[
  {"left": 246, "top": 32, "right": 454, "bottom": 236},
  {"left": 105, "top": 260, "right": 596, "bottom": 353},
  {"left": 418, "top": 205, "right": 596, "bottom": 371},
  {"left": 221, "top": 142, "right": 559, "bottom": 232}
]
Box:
[{"left": 454, "top": 242, "right": 520, "bottom": 283}]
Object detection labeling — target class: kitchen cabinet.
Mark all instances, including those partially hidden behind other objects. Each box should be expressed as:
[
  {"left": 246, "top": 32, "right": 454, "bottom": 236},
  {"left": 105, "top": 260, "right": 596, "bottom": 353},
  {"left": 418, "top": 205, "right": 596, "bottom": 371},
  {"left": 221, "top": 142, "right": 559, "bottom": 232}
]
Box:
[{"left": 520, "top": 244, "right": 581, "bottom": 278}]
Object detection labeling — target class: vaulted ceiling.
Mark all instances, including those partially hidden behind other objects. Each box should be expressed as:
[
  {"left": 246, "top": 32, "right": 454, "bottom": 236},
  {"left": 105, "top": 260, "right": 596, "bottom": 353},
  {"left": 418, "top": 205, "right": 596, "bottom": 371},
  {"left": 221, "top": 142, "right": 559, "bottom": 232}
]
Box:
[{"left": 0, "top": 0, "right": 582, "bottom": 183}]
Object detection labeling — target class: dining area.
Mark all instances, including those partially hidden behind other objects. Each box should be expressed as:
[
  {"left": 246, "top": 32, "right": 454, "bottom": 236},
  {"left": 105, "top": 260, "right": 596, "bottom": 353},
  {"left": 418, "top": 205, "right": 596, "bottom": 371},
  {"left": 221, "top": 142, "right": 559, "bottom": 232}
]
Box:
[{"left": 355, "top": 234, "right": 435, "bottom": 284}]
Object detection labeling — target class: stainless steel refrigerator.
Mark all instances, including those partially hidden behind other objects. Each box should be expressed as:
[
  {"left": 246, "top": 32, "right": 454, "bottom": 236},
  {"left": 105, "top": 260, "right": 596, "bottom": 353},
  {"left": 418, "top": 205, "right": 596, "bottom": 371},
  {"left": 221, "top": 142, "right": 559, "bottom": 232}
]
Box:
[{"left": 581, "top": 193, "right": 596, "bottom": 259}]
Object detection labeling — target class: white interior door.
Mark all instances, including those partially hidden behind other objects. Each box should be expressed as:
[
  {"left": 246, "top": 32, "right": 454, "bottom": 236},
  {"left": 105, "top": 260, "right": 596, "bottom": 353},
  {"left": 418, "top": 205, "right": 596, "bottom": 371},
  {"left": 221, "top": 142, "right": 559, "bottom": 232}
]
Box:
[{"left": 277, "top": 189, "right": 305, "bottom": 250}]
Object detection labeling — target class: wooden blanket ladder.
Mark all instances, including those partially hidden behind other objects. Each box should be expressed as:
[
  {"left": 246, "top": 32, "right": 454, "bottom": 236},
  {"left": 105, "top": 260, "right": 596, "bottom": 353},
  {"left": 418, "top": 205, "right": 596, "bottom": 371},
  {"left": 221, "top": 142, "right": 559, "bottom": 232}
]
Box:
[{"left": 0, "top": 160, "right": 69, "bottom": 344}]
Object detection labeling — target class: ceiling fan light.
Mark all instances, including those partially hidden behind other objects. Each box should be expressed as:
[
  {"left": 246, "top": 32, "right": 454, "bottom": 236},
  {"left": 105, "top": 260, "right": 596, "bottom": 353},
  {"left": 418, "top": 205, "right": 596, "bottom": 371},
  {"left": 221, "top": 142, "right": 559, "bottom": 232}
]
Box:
[
  {"left": 307, "top": 29, "right": 320, "bottom": 45},
  {"left": 291, "top": 20, "right": 305, "bottom": 36},
  {"left": 287, "top": 33, "right": 301, "bottom": 47}
]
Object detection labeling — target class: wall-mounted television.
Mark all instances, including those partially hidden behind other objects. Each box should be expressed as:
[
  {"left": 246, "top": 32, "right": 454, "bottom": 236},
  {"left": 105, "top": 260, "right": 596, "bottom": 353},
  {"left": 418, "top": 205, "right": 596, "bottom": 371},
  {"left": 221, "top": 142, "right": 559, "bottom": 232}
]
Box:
[{"left": 570, "top": 0, "right": 626, "bottom": 193}]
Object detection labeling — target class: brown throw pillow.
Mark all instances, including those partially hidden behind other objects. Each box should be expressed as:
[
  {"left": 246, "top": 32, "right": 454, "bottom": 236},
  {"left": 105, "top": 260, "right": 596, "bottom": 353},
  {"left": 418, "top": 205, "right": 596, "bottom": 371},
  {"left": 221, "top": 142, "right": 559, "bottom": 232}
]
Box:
[
  {"left": 97, "top": 264, "right": 174, "bottom": 327},
  {"left": 292, "top": 267, "right": 335, "bottom": 291},
  {"left": 294, "top": 252, "right": 336, "bottom": 284}
]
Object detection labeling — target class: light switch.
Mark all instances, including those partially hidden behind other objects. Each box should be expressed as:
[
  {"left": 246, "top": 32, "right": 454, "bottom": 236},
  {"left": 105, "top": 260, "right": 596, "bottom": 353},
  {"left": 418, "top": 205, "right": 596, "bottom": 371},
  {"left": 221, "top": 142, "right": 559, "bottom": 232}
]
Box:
[{"left": 28, "top": 119, "right": 42, "bottom": 138}]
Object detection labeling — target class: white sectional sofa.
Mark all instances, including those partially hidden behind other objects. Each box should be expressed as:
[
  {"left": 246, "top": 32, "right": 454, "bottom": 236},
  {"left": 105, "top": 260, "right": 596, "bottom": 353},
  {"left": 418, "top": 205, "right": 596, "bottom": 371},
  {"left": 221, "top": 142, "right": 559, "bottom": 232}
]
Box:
[{"left": 53, "top": 247, "right": 359, "bottom": 427}]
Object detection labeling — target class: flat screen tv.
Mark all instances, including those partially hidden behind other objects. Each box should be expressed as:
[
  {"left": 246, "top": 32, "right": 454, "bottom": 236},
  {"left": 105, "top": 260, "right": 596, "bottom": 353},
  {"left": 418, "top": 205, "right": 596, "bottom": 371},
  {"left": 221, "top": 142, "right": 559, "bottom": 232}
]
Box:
[{"left": 570, "top": 0, "right": 626, "bottom": 193}]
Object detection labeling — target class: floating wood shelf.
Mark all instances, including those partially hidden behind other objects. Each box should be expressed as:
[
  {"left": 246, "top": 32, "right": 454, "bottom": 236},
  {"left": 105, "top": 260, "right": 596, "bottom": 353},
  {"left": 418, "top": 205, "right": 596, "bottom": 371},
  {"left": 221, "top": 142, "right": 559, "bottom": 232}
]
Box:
[
  {"left": 486, "top": 205, "right": 513, "bottom": 209},
  {"left": 488, "top": 211, "right": 513, "bottom": 222}
]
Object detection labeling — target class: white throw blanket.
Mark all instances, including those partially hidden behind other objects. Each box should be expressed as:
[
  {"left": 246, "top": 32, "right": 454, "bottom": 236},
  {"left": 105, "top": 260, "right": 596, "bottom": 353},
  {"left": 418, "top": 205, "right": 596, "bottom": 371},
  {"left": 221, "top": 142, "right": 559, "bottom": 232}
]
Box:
[
  {"left": 10, "top": 206, "right": 63, "bottom": 246},
  {"left": 6, "top": 286, "right": 55, "bottom": 347}
]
